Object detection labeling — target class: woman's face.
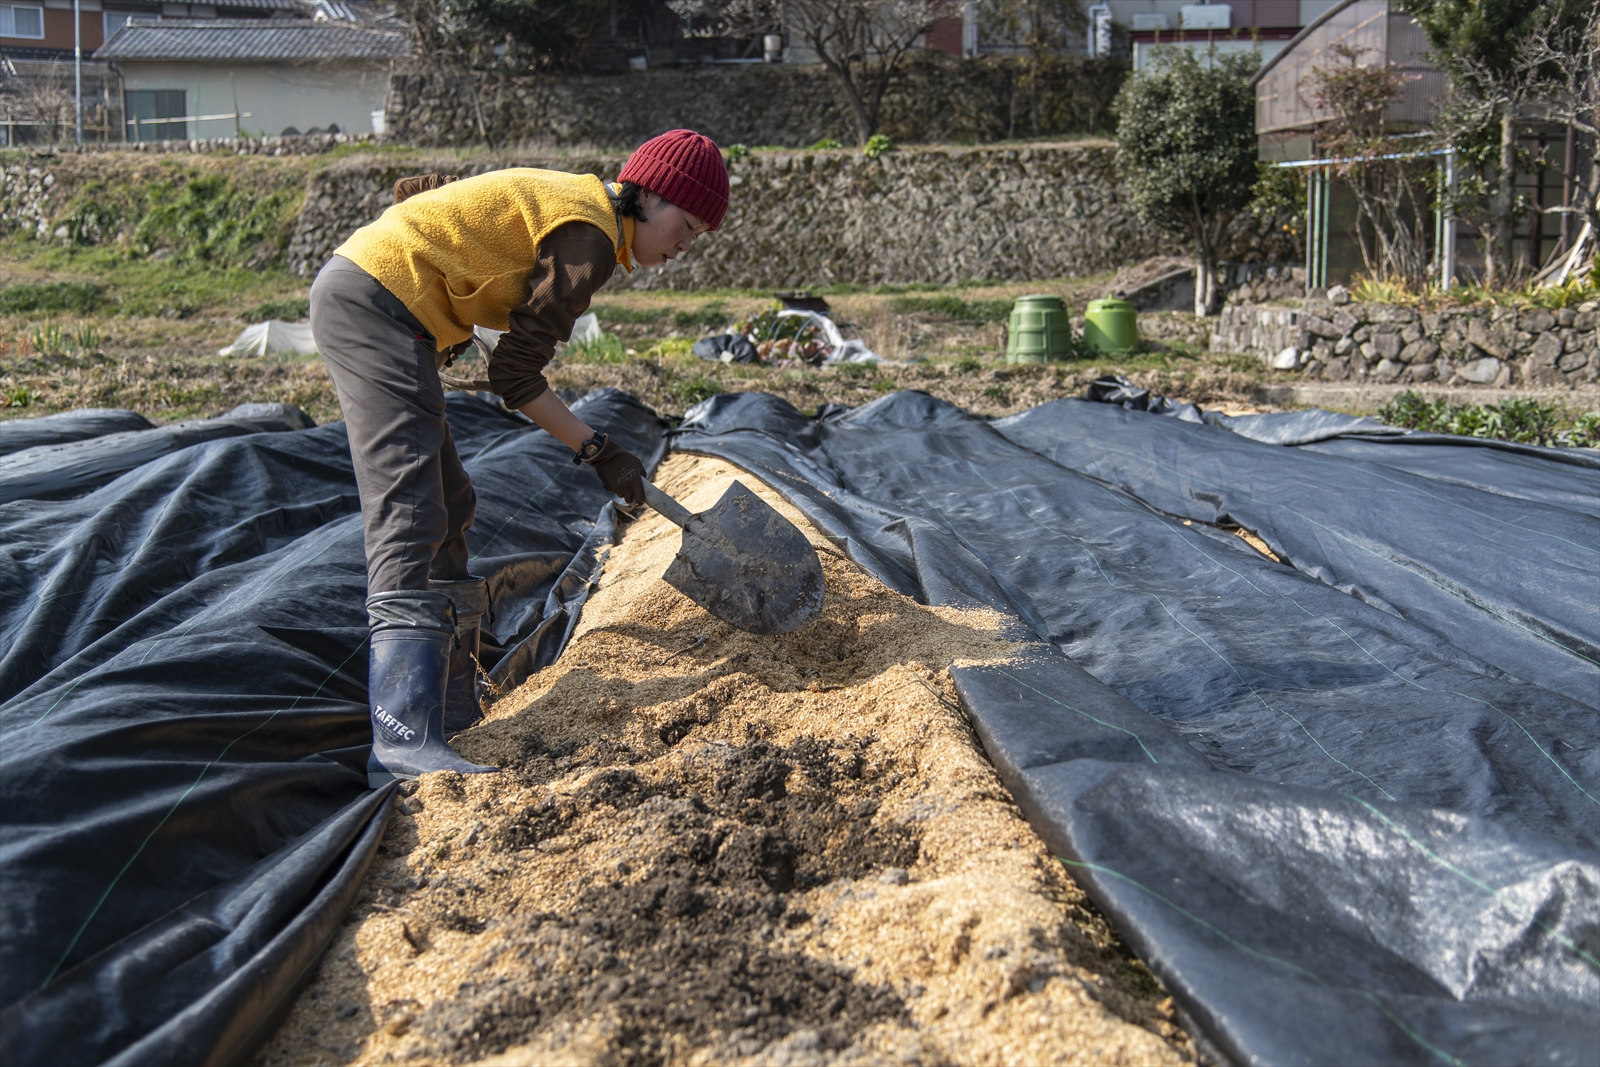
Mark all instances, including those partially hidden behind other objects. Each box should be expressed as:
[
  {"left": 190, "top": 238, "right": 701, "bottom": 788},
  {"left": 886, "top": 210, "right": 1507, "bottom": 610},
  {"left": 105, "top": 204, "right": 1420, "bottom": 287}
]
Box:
[{"left": 630, "top": 191, "right": 710, "bottom": 267}]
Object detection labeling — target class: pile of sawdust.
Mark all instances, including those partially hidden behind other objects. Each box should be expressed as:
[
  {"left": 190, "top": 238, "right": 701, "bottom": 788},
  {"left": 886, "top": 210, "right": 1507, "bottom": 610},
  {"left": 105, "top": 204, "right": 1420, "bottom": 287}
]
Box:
[{"left": 255, "top": 456, "right": 1196, "bottom": 1067}]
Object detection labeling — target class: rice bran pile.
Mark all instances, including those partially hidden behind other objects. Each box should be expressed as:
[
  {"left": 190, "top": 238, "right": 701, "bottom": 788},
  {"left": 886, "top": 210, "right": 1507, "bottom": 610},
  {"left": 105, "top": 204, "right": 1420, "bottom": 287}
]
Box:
[{"left": 255, "top": 455, "right": 1196, "bottom": 1067}]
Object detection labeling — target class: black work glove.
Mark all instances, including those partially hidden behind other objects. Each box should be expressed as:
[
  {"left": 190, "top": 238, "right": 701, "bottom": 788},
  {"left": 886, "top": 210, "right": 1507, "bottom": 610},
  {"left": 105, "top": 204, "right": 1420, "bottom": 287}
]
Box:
[{"left": 579, "top": 434, "right": 645, "bottom": 505}]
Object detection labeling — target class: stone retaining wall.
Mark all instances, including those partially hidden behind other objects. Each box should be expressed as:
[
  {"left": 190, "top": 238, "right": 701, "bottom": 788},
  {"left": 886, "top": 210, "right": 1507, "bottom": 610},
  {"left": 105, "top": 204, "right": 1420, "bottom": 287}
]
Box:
[
  {"left": 287, "top": 144, "right": 1295, "bottom": 289},
  {"left": 12, "top": 132, "right": 374, "bottom": 158},
  {"left": 385, "top": 54, "right": 1129, "bottom": 149},
  {"left": 1211, "top": 297, "right": 1599, "bottom": 389},
  {"left": 1224, "top": 264, "right": 1307, "bottom": 305}
]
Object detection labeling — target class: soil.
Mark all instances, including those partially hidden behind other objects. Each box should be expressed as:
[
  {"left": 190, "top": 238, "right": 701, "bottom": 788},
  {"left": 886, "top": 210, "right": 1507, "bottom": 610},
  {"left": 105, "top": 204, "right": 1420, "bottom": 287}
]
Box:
[{"left": 254, "top": 455, "right": 1198, "bottom": 1067}]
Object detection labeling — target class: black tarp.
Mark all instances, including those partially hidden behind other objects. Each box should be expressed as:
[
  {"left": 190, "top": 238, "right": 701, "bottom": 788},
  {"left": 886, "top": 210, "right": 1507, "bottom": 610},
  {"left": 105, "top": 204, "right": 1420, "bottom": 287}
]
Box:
[
  {"left": 3, "top": 384, "right": 1596, "bottom": 1066},
  {"left": 0, "top": 403, "right": 317, "bottom": 506},
  {"left": 1095, "top": 380, "right": 1600, "bottom": 517},
  {"left": 0, "top": 390, "right": 665, "bottom": 1066},
  {"left": 670, "top": 390, "right": 1599, "bottom": 1067},
  {"left": 993, "top": 398, "right": 1600, "bottom": 710},
  {"left": 0, "top": 409, "right": 155, "bottom": 457}
]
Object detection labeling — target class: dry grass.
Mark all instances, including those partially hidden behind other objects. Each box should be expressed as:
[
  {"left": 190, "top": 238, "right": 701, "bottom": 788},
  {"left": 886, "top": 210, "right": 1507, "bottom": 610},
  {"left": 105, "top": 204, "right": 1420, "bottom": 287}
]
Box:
[{"left": 3, "top": 258, "right": 1279, "bottom": 426}]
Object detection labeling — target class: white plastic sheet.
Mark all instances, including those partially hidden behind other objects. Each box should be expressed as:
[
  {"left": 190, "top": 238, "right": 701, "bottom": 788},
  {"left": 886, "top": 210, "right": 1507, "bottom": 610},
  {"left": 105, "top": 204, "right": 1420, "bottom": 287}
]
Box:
[
  {"left": 218, "top": 321, "right": 318, "bottom": 359},
  {"left": 772, "top": 309, "right": 879, "bottom": 364}
]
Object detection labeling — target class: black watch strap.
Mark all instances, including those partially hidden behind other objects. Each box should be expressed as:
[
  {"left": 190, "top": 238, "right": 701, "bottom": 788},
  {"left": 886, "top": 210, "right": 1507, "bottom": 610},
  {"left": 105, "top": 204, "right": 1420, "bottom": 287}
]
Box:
[{"left": 573, "top": 431, "right": 607, "bottom": 464}]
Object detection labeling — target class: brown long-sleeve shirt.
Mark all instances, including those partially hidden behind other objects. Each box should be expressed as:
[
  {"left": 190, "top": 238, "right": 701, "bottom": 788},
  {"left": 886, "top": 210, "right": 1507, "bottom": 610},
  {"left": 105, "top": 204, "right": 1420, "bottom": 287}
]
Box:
[
  {"left": 392, "top": 173, "right": 620, "bottom": 410},
  {"left": 489, "top": 220, "right": 618, "bottom": 409}
]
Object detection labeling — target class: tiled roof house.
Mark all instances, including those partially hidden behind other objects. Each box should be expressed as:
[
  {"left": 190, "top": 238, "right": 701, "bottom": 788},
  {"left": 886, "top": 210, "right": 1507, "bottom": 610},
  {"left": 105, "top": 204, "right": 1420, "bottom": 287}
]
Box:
[{"left": 95, "top": 8, "right": 408, "bottom": 139}]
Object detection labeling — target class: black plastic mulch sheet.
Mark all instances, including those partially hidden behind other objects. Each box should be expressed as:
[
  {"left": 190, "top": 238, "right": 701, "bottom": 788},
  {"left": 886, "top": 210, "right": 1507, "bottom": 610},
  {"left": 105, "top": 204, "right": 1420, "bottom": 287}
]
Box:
[
  {"left": 998, "top": 399, "right": 1600, "bottom": 709},
  {"left": 672, "top": 390, "right": 1600, "bottom": 1067},
  {"left": 0, "top": 408, "right": 155, "bottom": 457},
  {"left": 0, "top": 403, "right": 321, "bottom": 507},
  {"left": 0, "top": 390, "right": 665, "bottom": 1067}
]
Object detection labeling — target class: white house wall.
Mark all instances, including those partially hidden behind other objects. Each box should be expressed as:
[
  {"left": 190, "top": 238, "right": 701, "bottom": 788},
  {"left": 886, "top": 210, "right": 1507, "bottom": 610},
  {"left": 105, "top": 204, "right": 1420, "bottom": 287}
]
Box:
[{"left": 117, "top": 61, "right": 388, "bottom": 138}]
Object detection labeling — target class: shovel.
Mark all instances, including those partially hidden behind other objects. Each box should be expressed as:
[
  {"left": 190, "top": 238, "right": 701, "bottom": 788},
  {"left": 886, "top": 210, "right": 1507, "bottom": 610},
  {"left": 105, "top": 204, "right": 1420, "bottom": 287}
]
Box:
[{"left": 640, "top": 479, "right": 824, "bottom": 635}]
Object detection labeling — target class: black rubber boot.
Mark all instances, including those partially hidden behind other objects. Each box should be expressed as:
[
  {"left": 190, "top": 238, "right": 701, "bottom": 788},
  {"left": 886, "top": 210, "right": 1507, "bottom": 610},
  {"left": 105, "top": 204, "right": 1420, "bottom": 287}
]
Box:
[
  {"left": 365, "top": 591, "right": 497, "bottom": 789},
  {"left": 429, "top": 576, "right": 488, "bottom": 735}
]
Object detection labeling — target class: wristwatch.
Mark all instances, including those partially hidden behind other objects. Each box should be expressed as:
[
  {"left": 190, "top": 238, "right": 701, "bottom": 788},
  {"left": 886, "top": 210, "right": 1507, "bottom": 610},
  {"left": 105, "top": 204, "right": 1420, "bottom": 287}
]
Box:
[{"left": 573, "top": 431, "right": 607, "bottom": 464}]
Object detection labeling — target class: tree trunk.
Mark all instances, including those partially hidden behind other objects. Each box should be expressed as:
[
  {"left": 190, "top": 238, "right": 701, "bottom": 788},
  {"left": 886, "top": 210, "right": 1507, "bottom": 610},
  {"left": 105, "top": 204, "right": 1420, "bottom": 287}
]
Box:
[
  {"left": 1485, "top": 108, "right": 1518, "bottom": 287},
  {"left": 814, "top": 53, "right": 874, "bottom": 145},
  {"left": 1194, "top": 257, "right": 1216, "bottom": 317},
  {"left": 1006, "top": 67, "right": 1018, "bottom": 140},
  {"left": 1028, "top": 55, "right": 1041, "bottom": 134},
  {"left": 837, "top": 70, "right": 874, "bottom": 145}
]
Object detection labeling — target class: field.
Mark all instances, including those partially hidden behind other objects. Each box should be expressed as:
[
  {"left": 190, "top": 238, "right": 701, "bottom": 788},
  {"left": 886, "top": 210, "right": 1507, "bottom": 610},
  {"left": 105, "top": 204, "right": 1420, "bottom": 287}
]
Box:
[{"left": 0, "top": 234, "right": 1290, "bottom": 425}]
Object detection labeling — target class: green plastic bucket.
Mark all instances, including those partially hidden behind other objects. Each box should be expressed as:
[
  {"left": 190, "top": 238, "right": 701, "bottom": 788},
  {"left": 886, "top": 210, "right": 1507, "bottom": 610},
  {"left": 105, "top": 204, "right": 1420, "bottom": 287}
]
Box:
[
  {"left": 1082, "top": 298, "right": 1139, "bottom": 354},
  {"left": 1006, "top": 294, "right": 1073, "bottom": 364}
]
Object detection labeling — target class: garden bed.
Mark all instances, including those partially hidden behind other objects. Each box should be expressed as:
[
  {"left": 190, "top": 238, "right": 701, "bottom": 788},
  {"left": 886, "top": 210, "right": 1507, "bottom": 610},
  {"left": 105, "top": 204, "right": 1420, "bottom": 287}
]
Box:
[{"left": 254, "top": 455, "right": 1197, "bottom": 1067}]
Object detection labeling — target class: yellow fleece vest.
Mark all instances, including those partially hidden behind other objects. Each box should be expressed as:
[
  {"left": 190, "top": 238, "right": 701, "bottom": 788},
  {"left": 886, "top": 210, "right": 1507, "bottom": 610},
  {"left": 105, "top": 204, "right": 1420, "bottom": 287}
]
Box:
[{"left": 334, "top": 168, "right": 632, "bottom": 351}]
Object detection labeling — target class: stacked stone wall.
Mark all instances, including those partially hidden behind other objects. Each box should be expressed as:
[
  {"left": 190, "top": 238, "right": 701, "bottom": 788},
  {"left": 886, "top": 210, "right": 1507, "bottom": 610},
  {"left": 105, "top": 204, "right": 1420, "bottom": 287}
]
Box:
[
  {"left": 10, "top": 132, "right": 373, "bottom": 158},
  {"left": 286, "top": 144, "right": 1296, "bottom": 289},
  {"left": 5, "top": 138, "right": 1298, "bottom": 293},
  {"left": 384, "top": 54, "right": 1129, "bottom": 150},
  {"left": 1212, "top": 296, "right": 1599, "bottom": 389},
  {"left": 1224, "top": 264, "right": 1308, "bottom": 305}
]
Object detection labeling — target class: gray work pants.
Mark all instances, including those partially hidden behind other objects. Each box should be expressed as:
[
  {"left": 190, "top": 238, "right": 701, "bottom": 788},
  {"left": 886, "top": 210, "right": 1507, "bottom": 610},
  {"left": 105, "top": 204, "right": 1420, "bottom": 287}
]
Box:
[{"left": 310, "top": 256, "right": 473, "bottom": 594}]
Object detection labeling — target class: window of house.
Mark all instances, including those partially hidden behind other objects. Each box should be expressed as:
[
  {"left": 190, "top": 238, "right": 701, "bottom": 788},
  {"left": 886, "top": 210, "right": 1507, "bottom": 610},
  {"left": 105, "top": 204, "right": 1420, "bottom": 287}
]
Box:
[
  {"left": 0, "top": 5, "right": 46, "bottom": 39},
  {"left": 125, "top": 89, "right": 186, "bottom": 143},
  {"left": 103, "top": 10, "right": 135, "bottom": 39}
]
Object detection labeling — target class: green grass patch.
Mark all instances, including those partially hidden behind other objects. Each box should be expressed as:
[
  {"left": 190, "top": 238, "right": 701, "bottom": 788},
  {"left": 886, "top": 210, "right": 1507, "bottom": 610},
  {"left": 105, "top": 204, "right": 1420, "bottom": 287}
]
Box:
[
  {"left": 566, "top": 332, "right": 629, "bottom": 364},
  {"left": 2, "top": 237, "right": 306, "bottom": 321},
  {"left": 672, "top": 302, "right": 730, "bottom": 333},
  {"left": 646, "top": 338, "right": 697, "bottom": 360},
  {"left": 0, "top": 281, "right": 104, "bottom": 315},
  {"left": 888, "top": 294, "right": 1012, "bottom": 323},
  {"left": 591, "top": 304, "right": 670, "bottom": 325},
  {"left": 132, "top": 172, "right": 302, "bottom": 264},
  {"left": 668, "top": 373, "right": 722, "bottom": 407},
  {"left": 27, "top": 322, "right": 102, "bottom": 358},
  {"left": 1, "top": 384, "right": 43, "bottom": 409},
  {"left": 44, "top": 158, "right": 309, "bottom": 267},
  {"left": 1379, "top": 391, "right": 1599, "bottom": 448},
  {"left": 242, "top": 297, "right": 311, "bottom": 323}
]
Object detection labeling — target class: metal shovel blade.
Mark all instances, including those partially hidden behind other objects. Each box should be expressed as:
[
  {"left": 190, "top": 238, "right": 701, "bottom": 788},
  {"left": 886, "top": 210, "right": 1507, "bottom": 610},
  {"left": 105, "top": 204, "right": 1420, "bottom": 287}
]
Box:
[{"left": 643, "top": 479, "right": 824, "bottom": 635}]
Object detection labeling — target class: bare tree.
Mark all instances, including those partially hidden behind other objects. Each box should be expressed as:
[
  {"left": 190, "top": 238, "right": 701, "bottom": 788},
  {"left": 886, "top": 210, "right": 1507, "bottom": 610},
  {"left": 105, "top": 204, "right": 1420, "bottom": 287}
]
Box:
[
  {"left": 1521, "top": 6, "right": 1599, "bottom": 282},
  {"left": 1411, "top": 0, "right": 1592, "bottom": 287},
  {"left": 1429, "top": 65, "right": 1535, "bottom": 286},
  {"left": 786, "top": 0, "right": 962, "bottom": 145},
  {"left": 1303, "top": 45, "right": 1434, "bottom": 283},
  {"left": 978, "top": 0, "right": 1085, "bottom": 136},
  {"left": 667, "top": 0, "right": 782, "bottom": 40},
  {"left": 0, "top": 59, "right": 74, "bottom": 144}
]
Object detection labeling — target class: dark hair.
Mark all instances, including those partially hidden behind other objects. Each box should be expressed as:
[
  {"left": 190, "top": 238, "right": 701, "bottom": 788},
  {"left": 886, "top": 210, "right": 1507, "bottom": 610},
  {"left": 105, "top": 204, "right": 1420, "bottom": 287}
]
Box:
[{"left": 613, "top": 181, "right": 650, "bottom": 222}]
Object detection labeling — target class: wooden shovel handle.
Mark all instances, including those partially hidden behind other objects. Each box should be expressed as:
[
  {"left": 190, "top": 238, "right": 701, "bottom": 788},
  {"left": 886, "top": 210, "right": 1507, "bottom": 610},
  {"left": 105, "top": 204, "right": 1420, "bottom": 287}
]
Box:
[{"left": 640, "top": 480, "right": 693, "bottom": 528}]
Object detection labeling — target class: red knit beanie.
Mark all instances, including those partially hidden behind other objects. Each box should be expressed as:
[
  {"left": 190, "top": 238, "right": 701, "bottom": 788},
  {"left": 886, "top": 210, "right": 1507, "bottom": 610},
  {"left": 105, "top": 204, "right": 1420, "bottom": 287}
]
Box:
[{"left": 619, "top": 129, "right": 730, "bottom": 231}]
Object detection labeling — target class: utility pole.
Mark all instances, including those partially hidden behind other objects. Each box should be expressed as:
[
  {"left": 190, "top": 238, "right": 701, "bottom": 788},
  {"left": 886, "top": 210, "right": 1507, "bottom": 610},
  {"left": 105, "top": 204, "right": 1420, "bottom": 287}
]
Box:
[{"left": 73, "top": 0, "right": 82, "bottom": 143}]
